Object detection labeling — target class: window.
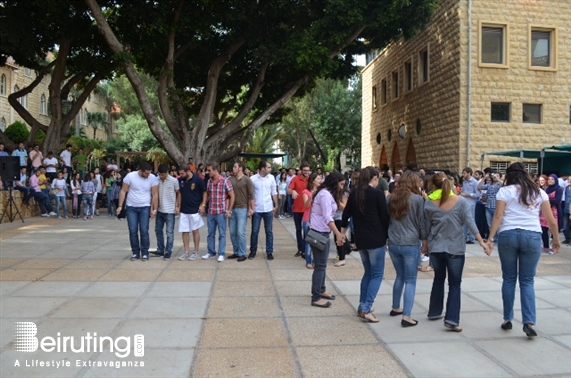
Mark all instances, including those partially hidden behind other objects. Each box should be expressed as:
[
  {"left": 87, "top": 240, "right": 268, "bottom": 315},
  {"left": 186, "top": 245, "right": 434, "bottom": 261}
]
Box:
[
  {"left": 76, "top": 111, "right": 81, "bottom": 126},
  {"left": 530, "top": 27, "right": 556, "bottom": 70},
  {"left": 392, "top": 71, "right": 399, "bottom": 100},
  {"left": 490, "top": 161, "right": 509, "bottom": 174},
  {"left": 522, "top": 104, "right": 541, "bottom": 124},
  {"left": 523, "top": 162, "right": 538, "bottom": 174},
  {"left": 479, "top": 23, "right": 508, "bottom": 67},
  {"left": 0, "top": 75, "right": 5, "bottom": 95},
  {"left": 491, "top": 102, "right": 510, "bottom": 122},
  {"left": 84, "top": 109, "right": 89, "bottom": 125},
  {"left": 40, "top": 94, "right": 46, "bottom": 115},
  {"left": 372, "top": 86, "right": 378, "bottom": 111},
  {"left": 14, "top": 85, "right": 26, "bottom": 108},
  {"left": 381, "top": 79, "right": 387, "bottom": 105},
  {"left": 0, "top": 118, "right": 5, "bottom": 132},
  {"left": 404, "top": 60, "right": 412, "bottom": 92},
  {"left": 418, "top": 47, "right": 429, "bottom": 84}
]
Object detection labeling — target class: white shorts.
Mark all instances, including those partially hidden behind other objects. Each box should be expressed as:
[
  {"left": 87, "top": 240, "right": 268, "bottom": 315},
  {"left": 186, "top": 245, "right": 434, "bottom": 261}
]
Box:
[{"left": 178, "top": 213, "right": 204, "bottom": 233}]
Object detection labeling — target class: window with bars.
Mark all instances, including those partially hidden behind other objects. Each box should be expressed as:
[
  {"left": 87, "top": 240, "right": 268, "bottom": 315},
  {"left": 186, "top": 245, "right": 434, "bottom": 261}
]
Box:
[
  {"left": 523, "top": 162, "right": 538, "bottom": 174},
  {"left": 490, "top": 161, "right": 509, "bottom": 173}
]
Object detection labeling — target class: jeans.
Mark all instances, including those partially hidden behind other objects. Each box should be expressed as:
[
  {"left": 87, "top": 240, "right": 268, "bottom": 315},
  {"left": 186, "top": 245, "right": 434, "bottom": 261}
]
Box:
[
  {"left": 389, "top": 245, "right": 419, "bottom": 317},
  {"left": 485, "top": 207, "right": 497, "bottom": 242},
  {"left": 497, "top": 229, "right": 542, "bottom": 324},
  {"left": 286, "top": 194, "right": 293, "bottom": 216},
  {"left": 207, "top": 213, "right": 227, "bottom": 256},
  {"left": 302, "top": 221, "right": 312, "bottom": 264},
  {"left": 54, "top": 196, "right": 67, "bottom": 217},
  {"left": 229, "top": 208, "right": 248, "bottom": 256},
  {"left": 107, "top": 191, "right": 116, "bottom": 215},
  {"left": 428, "top": 253, "right": 465, "bottom": 326},
  {"left": 463, "top": 204, "right": 476, "bottom": 242},
  {"left": 541, "top": 227, "right": 550, "bottom": 249},
  {"left": 126, "top": 206, "right": 151, "bottom": 257},
  {"left": 82, "top": 194, "right": 93, "bottom": 216},
  {"left": 155, "top": 211, "right": 175, "bottom": 255},
  {"left": 250, "top": 211, "right": 274, "bottom": 255},
  {"left": 14, "top": 186, "right": 33, "bottom": 203},
  {"left": 33, "top": 191, "right": 52, "bottom": 214},
  {"left": 311, "top": 231, "right": 330, "bottom": 302},
  {"left": 278, "top": 195, "right": 286, "bottom": 216},
  {"left": 293, "top": 212, "right": 305, "bottom": 253},
  {"left": 358, "top": 246, "right": 386, "bottom": 313},
  {"left": 563, "top": 213, "right": 570, "bottom": 242}
]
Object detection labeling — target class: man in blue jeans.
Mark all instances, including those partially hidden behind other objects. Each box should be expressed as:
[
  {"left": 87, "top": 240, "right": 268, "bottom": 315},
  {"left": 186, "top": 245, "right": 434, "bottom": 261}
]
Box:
[
  {"left": 249, "top": 160, "right": 278, "bottom": 260},
  {"left": 228, "top": 161, "right": 254, "bottom": 262},
  {"left": 116, "top": 162, "right": 159, "bottom": 261},
  {"left": 151, "top": 164, "right": 180, "bottom": 260}
]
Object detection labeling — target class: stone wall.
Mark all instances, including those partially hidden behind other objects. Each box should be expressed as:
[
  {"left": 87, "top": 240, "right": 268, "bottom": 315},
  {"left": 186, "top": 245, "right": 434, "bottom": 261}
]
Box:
[{"left": 0, "top": 190, "right": 76, "bottom": 224}]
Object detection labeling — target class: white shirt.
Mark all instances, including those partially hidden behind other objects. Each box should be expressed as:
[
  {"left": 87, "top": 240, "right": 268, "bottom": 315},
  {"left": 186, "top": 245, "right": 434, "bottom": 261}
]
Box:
[
  {"left": 107, "top": 164, "right": 118, "bottom": 171},
  {"left": 124, "top": 171, "right": 159, "bottom": 207},
  {"left": 251, "top": 173, "right": 277, "bottom": 213},
  {"left": 60, "top": 150, "right": 72, "bottom": 166},
  {"left": 495, "top": 185, "right": 549, "bottom": 234},
  {"left": 43, "top": 157, "right": 59, "bottom": 173},
  {"left": 158, "top": 175, "right": 179, "bottom": 213},
  {"left": 95, "top": 173, "right": 103, "bottom": 193}
]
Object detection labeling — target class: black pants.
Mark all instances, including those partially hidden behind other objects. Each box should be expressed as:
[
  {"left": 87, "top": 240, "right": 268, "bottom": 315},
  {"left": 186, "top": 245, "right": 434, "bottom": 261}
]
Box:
[
  {"left": 334, "top": 219, "right": 351, "bottom": 261},
  {"left": 541, "top": 226, "right": 550, "bottom": 249},
  {"left": 293, "top": 212, "right": 304, "bottom": 253},
  {"left": 114, "top": 199, "right": 127, "bottom": 219}
]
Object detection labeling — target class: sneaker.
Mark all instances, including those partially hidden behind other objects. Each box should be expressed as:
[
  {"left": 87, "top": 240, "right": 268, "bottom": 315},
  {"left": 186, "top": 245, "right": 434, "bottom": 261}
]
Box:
[
  {"left": 41, "top": 213, "right": 49, "bottom": 217},
  {"left": 267, "top": 253, "right": 274, "bottom": 260},
  {"left": 163, "top": 254, "right": 171, "bottom": 261},
  {"left": 141, "top": 255, "right": 148, "bottom": 261},
  {"left": 151, "top": 251, "right": 165, "bottom": 257},
  {"left": 422, "top": 255, "right": 430, "bottom": 262},
  {"left": 217, "top": 255, "right": 225, "bottom": 262},
  {"left": 227, "top": 254, "right": 239, "bottom": 259},
  {"left": 49, "top": 211, "right": 57, "bottom": 216},
  {"left": 96, "top": 210, "right": 100, "bottom": 216},
  {"left": 83, "top": 216, "right": 87, "bottom": 220},
  {"left": 178, "top": 252, "right": 190, "bottom": 261},
  {"left": 57, "top": 216, "right": 63, "bottom": 219},
  {"left": 90, "top": 216, "right": 94, "bottom": 220},
  {"left": 188, "top": 252, "right": 199, "bottom": 261},
  {"left": 237, "top": 256, "right": 247, "bottom": 262},
  {"left": 294, "top": 251, "right": 302, "bottom": 257},
  {"left": 130, "top": 254, "right": 139, "bottom": 261},
  {"left": 202, "top": 253, "right": 214, "bottom": 260},
  {"left": 64, "top": 216, "right": 68, "bottom": 219}
]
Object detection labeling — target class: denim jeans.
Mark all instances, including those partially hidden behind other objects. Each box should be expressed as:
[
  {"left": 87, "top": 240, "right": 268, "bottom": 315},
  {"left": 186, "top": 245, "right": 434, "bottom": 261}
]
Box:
[
  {"left": 155, "top": 211, "right": 175, "bottom": 255},
  {"left": 389, "top": 244, "right": 419, "bottom": 317},
  {"left": 207, "top": 213, "right": 227, "bottom": 256},
  {"left": 463, "top": 203, "right": 476, "bottom": 242},
  {"left": 250, "top": 211, "right": 274, "bottom": 255},
  {"left": 229, "top": 208, "right": 248, "bottom": 256},
  {"left": 497, "top": 229, "right": 542, "bottom": 325},
  {"left": 107, "top": 191, "right": 116, "bottom": 215},
  {"left": 563, "top": 213, "right": 570, "bottom": 242},
  {"left": 82, "top": 194, "right": 93, "bottom": 216},
  {"left": 358, "top": 246, "right": 386, "bottom": 313},
  {"left": 126, "top": 206, "right": 151, "bottom": 257},
  {"left": 55, "top": 196, "right": 67, "bottom": 217},
  {"left": 286, "top": 194, "right": 293, "bottom": 216},
  {"left": 14, "top": 186, "right": 33, "bottom": 203},
  {"left": 302, "top": 221, "right": 312, "bottom": 265},
  {"left": 311, "top": 231, "right": 330, "bottom": 302},
  {"left": 485, "top": 207, "right": 497, "bottom": 242},
  {"left": 428, "top": 252, "right": 465, "bottom": 326},
  {"left": 33, "top": 191, "right": 52, "bottom": 214},
  {"left": 293, "top": 212, "right": 305, "bottom": 253}
]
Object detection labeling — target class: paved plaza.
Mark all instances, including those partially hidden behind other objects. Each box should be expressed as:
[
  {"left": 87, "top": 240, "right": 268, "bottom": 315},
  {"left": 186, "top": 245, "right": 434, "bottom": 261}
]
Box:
[{"left": 0, "top": 215, "right": 570, "bottom": 377}]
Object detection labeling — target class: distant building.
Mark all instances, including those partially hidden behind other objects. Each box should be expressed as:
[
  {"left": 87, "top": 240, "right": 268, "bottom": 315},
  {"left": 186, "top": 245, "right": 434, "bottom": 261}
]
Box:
[{"left": 361, "top": 0, "right": 570, "bottom": 174}]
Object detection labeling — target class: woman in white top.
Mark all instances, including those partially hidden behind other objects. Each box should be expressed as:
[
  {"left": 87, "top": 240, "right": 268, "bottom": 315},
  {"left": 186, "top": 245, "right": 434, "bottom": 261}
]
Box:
[
  {"left": 70, "top": 172, "right": 82, "bottom": 218},
  {"left": 53, "top": 171, "right": 68, "bottom": 219},
  {"left": 487, "top": 163, "right": 560, "bottom": 337}
]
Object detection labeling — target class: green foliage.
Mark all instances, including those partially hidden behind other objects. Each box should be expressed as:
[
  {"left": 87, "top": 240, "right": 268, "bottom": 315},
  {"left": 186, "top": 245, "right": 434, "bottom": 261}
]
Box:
[
  {"left": 69, "top": 125, "right": 88, "bottom": 138},
  {"left": 66, "top": 135, "right": 85, "bottom": 151},
  {"left": 87, "top": 111, "right": 110, "bottom": 139},
  {"left": 34, "top": 130, "right": 46, "bottom": 145},
  {"left": 4, "top": 121, "right": 29, "bottom": 144},
  {"left": 109, "top": 73, "right": 160, "bottom": 117},
  {"left": 101, "top": 137, "right": 129, "bottom": 159},
  {"left": 115, "top": 114, "right": 161, "bottom": 152}
]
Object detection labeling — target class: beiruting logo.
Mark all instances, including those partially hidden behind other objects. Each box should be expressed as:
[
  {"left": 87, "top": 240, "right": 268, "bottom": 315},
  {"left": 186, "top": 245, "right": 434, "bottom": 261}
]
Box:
[{"left": 13, "top": 322, "right": 144, "bottom": 358}]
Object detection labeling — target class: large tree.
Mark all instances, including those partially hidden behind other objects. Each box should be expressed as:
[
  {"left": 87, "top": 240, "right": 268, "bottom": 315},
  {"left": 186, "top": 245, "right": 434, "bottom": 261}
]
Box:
[
  {"left": 85, "top": 0, "right": 438, "bottom": 165},
  {"left": 0, "top": 0, "right": 116, "bottom": 153}
]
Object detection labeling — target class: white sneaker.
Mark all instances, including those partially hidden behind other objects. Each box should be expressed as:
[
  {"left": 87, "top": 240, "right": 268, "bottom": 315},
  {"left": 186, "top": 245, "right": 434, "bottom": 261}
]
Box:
[
  {"left": 49, "top": 211, "right": 57, "bottom": 216},
  {"left": 422, "top": 255, "right": 429, "bottom": 262},
  {"left": 188, "top": 252, "right": 199, "bottom": 261},
  {"left": 202, "top": 253, "right": 213, "bottom": 260},
  {"left": 57, "top": 216, "right": 63, "bottom": 219},
  {"left": 41, "top": 213, "right": 49, "bottom": 217},
  {"left": 178, "top": 252, "right": 190, "bottom": 261},
  {"left": 217, "top": 255, "right": 225, "bottom": 262}
]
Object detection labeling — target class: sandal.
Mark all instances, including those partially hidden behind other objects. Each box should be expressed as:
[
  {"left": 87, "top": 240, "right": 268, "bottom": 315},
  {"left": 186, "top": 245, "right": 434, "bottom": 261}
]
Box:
[
  {"left": 305, "top": 263, "right": 314, "bottom": 270},
  {"left": 425, "top": 266, "right": 434, "bottom": 271},
  {"left": 359, "top": 311, "right": 379, "bottom": 323},
  {"left": 321, "top": 293, "right": 336, "bottom": 300},
  {"left": 444, "top": 322, "right": 462, "bottom": 332},
  {"left": 418, "top": 266, "right": 428, "bottom": 272}
]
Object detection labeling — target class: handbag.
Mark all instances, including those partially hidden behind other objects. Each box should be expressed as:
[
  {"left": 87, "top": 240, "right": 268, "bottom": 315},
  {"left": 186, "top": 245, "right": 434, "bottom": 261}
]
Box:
[
  {"left": 49, "top": 187, "right": 59, "bottom": 196},
  {"left": 304, "top": 228, "right": 329, "bottom": 251}
]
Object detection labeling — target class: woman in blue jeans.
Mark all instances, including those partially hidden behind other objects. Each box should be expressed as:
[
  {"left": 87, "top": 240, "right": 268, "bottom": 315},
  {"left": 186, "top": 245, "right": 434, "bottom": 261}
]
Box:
[
  {"left": 424, "top": 173, "right": 490, "bottom": 332},
  {"left": 341, "top": 167, "right": 389, "bottom": 323},
  {"left": 387, "top": 171, "right": 426, "bottom": 327},
  {"left": 487, "top": 162, "right": 560, "bottom": 337}
]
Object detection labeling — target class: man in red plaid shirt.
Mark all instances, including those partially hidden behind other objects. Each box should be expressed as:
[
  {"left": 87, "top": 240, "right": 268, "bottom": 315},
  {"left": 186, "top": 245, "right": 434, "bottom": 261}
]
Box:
[{"left": 203, "top": 162, "right": 235, "bottom": 262}]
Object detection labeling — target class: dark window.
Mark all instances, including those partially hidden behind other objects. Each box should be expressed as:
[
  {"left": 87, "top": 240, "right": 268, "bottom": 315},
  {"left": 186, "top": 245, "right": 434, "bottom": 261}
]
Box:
[
  {"left": 531, "top": 30, "right": 551, "bottom": 67},
  {"left": 392, "top": 71, "right": 398, "bottom": 99},
  {"left": 482, "top": 27, "right": 504, "bottom": 64},
  {"left": 381, "top": 79, "right": 387, "bottom": 104},
  {"left": 404, "top": 61, "right": 412, "bottom": 92},
  {"left": 523, "top": 104, "right": 541, "bottom": 124},
  {"left": 491, "top": 102, "right": 510, "bottom": 122},
  {"left": 372, "top": 86, "right": 377, "bottom": 111}
]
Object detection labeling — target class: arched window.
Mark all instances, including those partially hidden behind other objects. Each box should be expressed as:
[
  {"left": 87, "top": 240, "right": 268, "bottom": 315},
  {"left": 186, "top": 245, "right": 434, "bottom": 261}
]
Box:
[
  {"left": 14, "top": 85, "right": 19, "bottom": 100},
  {"left": 40, "top": 94, "right": 46, "bottom": 114},
  {"left": 0, "top": 117, "right": 6, "bottom": 132},
  {"left": 84, "top": 109, "right": 89, "bottom": 125},
  {"left": 76, "top": 110, "right": 81, "bottom": 126},
  {"left": 0, "top": 75, "right": 6, "bottom": 95}
]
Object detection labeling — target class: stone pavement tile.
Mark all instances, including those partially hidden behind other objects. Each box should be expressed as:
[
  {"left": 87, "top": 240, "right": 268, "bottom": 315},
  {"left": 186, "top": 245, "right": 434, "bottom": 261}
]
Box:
[
  {"left": 157, "top": 269, "right": 214, "bottom": 282},
  {"left": 414, "top": 293, "right": 495, "bottom": 313},
  {"left": 513, "top": 308, "right": 571, "bottom": 336},
  {"left": 389, "top": 341, "right": 511, "bottom": 377},
  {"left": 536, "top": 288, "right": 571, "bottom": 307},
  {"left": 99, "top": 270, "right": 160, "bottom": 282},
  {"left": 0, "top": 268, "right": 55, "bottom": 281},
  {"left": 0, "top": 258, "right": 23, "bottom": 268},
  {"left": 200, "top": 318, "right": 288, "bottom": 348},
  {"left": 82, "top": 250, "right": 130, "bottom": 259},
  {"left": 274, "top": 280, "right": 316, "bottom": 297},
  {"left": 271, "top": 268, "right": 313, "bottom": 281},
  {"left": 0, "top": 347, "right": 92, "bottom": 377},
  {"left": 207, "top": 296, "right": 281, "bottom": 318},
  {"left": 42, "top": 268, "right": 108, "bottom": 281},
  {"left": 475, "top": 338, "right": 571, "bottom": 376},
  {"left": 266, "top": 258, "right": 311, "bottom": 269},
  {"left": 33, "top": 317, "right": 121, "bottom": 343},
  {"left": 80, "top": 282, "right": 152, "bottom": 297},
  {"left": 534, "top": 276, "right": 570, "bottom": 290},
  {"left": 0, "top": 297, "right": 69, "bottom": 318},
  {"left": 297, "top": 345, "right": 407, "bottom": 378},
  {"left": 280, "top": 296, "right": 355, "bottom": 317},
  {"left": 50, "top": 297, "right": 138, "bottom": 318},
  {"left": 82, "top": 349, "right": 193, "bottom": 378},
  {"left": 146, "top": 282, "right": 212, "bottom": 297},
  {"left": 0, "top": 250, "right": 48, "bottom": 258},
  {"left": 456, "top": 311, "right": 514, "bottom": 339},
  {"left": 536, "top": 259, "right": 571, "bottom": 276},
  {"left": 0, "top": 281, "right": 29, "bottom": 296},
  {"left": 326, "top": 268, "right": 369, "bottom": 281},
  {"left": 552, "top": 335, "right": 571, "bottom": 348},
  {"left": 11, "top": 281, "right": 91, "bottom": 297},
  {"left": 164, "top": 260, "right": 219, "bottom": 270},
  {"left": 332, "top": 279, "right": 394, "bottom": 297},
  {"left": 543, "top": 275, "right": 571, "bottom": 287},
  {"left": 211, "top": 280, "right": 275, "bottom": 297},
  {"left": 216, "top": 269, "right": 271, "bottom": 282},
  {"left": 287, "top": 316, "right": 378, "bottom": 346},
  {"left": 130, "top": 297, "right": 207, "bottom": 319},
  {"left": 193, "top": 347, "right": 296, "bottom": 378},
  {"left": 36, "top": 249, "right": 91, "bottom": 260},
  {"left": 468, "top": 290, "right": 555, "bottom": 312},
  {"left": 459, "top": 277, "right": 503, "bottom": 292},
  {"left": 64, "top": 259, "right": 120, "bottom": 270},
  {"left": 115, "top": 319, "right": 202, "bottom": 348},
  {"left": 115, "top": 259, "right": 168, "bottom": 270},
  {"left": 12, "top": 259, "right": 73, "bottom": 269},
  {"left": 218, "top": 258, "right": 269, "bottom": 269}
]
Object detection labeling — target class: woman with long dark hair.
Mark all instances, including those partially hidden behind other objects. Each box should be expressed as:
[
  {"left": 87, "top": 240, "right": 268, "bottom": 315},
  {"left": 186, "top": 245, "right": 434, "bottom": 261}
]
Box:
[
  {"left": 308, "top": 172, "right": 346, "bottom": 308},
  {"left": 278, "top": 171, "right": 288, "bottom": 219},
  {"left": 487, "top": 163, "right": 560, "bottom": 337},
  {"left": 341, "top": 167, "right": 389, "bottom": 322},
  {"left": 540, "top": 174, "right": 563, "bottom": 253},
  {"left": 424, "top": 173, "right": 490, "bottom": 332},
  {"left": 302, "top": 173, "right": 322, "bottom": 269},
  {"left": 387, "top": 171, "right": 426, "bottom": 327},
  {"left": 70, "top": 172, "right": 82, "bottom": 218}
]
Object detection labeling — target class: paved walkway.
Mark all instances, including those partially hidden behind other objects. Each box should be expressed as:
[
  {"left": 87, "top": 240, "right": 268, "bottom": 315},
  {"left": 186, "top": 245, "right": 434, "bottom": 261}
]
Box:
[{"left": 0, "top": 215, "right": 570, "bottom": 377}]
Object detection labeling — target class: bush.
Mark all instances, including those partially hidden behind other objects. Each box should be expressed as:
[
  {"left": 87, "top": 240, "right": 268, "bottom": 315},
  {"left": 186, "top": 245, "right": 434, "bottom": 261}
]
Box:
[
  {"left": 66, "top": 136, "right": 86, "bottom": 152},
  {"left": 4, "top": 121, "right": 29, "bottom": 144},
  {"left": 34, "top": 130, "right": 46, "bottom": 145}
]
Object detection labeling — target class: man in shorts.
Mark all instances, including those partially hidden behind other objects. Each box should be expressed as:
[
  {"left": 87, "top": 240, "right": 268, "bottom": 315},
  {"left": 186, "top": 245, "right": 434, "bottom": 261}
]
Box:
[{"left": 177, "top": 164, "right": 207, "bottom": 261}]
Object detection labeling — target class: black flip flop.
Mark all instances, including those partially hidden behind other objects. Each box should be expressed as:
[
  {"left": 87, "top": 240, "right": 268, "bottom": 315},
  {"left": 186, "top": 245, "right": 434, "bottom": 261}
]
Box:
[
  {"left": 321, "top": 294, "right": 336, "bottom": 300},
  {"left": 311, "top": 301, "right": 332, "bottom": 308}
]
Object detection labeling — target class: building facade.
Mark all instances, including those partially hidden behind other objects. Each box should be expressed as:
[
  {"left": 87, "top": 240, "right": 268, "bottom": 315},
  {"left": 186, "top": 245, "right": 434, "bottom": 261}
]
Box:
[{"left": 361, "top": 0, "right": 571, "bottom": 173}]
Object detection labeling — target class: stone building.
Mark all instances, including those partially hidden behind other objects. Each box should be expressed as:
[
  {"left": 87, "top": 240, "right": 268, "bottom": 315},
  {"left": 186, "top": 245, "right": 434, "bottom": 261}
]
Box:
[
  {"left": 361, "top": 0, "right": 571, "bottom": 173},
  {"left": 0, "top": 58, "right": 115, "bottom": 142}
]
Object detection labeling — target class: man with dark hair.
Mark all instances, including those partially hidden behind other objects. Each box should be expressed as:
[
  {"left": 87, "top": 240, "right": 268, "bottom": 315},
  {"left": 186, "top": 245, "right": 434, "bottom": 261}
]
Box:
[
  {"left": 177, "top": 164, "right": 207, "bottom": 261},
  {"left": 249, "top": 160, "right": 278, "bottom": 260},
  {"left": 228, "top": 161, "right": 254, "bottom": 262},
  {"left": 29, "top": 144, "right": 43, "bottom": 172},
  {"left": 14, "top": 166, "right": 33, "bottom": 205},
  {"left": 152, "top": 164, "right": 180, "bottom": 260},
  {"left": 287, "top": 163, "right": 310, "bottom": 257},
  {"left": 460, "top": 167, "right": 479, "bottom": 244},
  {"left": 43, "top": 151, "right": 59, "bottom": 182},
  {"left": 11, "top": 142, "right": 28, "bottom": 168},
  {"left": 188, "top": 157, "right": 196, "bottom": 173},
  {"left": 117, "top": 161, "right": 159, "bottom": 261},
  {"left": 59, "top": 144, "right": 73, "bottom": 175}
]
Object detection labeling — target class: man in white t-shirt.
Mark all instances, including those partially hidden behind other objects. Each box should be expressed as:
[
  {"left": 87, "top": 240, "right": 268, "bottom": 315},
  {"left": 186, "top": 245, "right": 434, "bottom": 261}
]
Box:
[
  {"left": 59, "top": 144, "right": 73, "bottom": 175},
  {"left": 43, "top": 151, "right": 59, "bottom": 181},
  {"left": 117, "top": 162, "right": 159, "bottom": 261}
]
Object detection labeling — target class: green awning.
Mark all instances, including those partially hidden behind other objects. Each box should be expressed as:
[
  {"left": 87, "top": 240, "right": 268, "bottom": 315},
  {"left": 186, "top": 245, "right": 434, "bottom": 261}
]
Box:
[
  {"left": 484, "top": 149, "right": 571, "bottom": 159},
  {"left": 544, "top": 144, "right": 571, "bottom": 152}
]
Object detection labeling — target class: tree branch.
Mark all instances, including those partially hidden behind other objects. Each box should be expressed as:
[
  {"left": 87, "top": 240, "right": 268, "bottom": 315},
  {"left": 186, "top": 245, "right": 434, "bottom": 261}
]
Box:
[{"left": 330, "top": 25, "right": 368, "bottom": 59}]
